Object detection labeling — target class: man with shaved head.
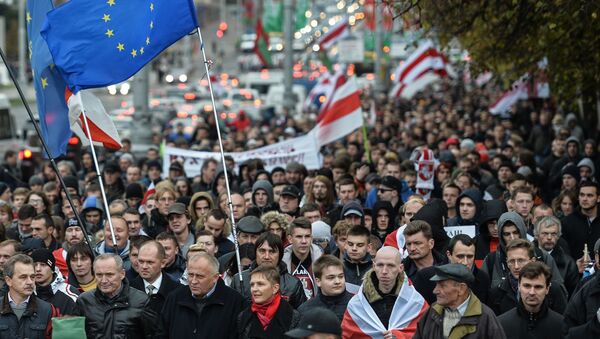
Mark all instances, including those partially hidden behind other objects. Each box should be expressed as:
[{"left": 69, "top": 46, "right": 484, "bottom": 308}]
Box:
[{"left": 341, "top": 247, "right": 428, "bottom": 338}]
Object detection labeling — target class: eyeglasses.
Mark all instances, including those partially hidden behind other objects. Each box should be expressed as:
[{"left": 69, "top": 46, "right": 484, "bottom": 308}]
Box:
[{"left": 507, "top": 258, "right": 529, "bottom": 267}]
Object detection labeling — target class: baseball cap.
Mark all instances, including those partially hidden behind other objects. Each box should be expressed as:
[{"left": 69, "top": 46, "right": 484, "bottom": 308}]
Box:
[
  {"left": 285, "top": 307, "right": 341, "bottom": 338},
  {"left": 280, "top": 185, "right": 301, "bottom": 200},
  {"left": 167, "top": 202, "right": 187, "bottom": 216}
]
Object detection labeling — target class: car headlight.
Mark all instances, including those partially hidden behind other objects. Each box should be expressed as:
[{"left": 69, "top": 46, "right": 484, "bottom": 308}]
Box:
[
  {"left": 166, "top": 74, "right": 174, "bottom": 83},
  {"left": 179, "top": 74, "right": 188, "bottom": 83}
]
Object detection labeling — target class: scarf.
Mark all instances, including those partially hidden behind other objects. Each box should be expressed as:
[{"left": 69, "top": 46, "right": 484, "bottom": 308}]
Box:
[{"left": 251, "top": 293, "right": 281, "bottom": 330}]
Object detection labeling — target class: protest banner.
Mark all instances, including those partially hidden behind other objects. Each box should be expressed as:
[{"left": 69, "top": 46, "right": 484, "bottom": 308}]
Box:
[
  {"left": 444, "top": 225, "right": 477, "bottom": 238},
  {"left": 163, "top": 133, "right": 321, "bottom": 176}
]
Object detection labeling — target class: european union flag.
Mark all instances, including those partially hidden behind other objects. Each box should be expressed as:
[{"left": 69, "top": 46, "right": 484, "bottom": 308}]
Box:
[
  {"left": 27, "top": 0, "right": 71, "bottom": 158},
  {"left": 41, "top": 0, "right": 199, "bottom": 93}
]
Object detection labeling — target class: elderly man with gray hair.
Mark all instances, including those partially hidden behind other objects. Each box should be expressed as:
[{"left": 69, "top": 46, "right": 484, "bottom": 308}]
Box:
[
  {"left": 533, "top": 215, "right": 579, "bottom": 296},
  {"left": 76, "top": 253, "right": 161, "bottom": 338},
  {"left": 160, "top": 252, "right": 245, "bottom": 339}
]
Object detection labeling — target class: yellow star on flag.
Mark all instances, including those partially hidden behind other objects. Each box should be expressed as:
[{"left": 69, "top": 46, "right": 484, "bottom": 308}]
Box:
[
  {"left": 146, "top": 37, "right": 150, "bottom": 45},
  {"left": 41, "top": 77, "right": 48, "bottom": 89},
  {"left": 150, "top": 3, "right": 154, "bottom": 11},
  {"left": 140, "top": 47, "right": 145, "bottom": 55},
  {"left": 107, "top": 0, "right": 116, "bottom": 6},
  {"left": 117, "top": 43, "right": 125, "bottom": 51},
  {"left": 105, "top": 29, "right": 114, "bottom": 37},
  {"left": 131, "top": 49, "right": 137, "bottom": 57},
  {"left": 102, "top": 14, "right": 111, "bottom": 22},
  {"left": 26, "top": 12, "right": 32, "bottom": 23}
]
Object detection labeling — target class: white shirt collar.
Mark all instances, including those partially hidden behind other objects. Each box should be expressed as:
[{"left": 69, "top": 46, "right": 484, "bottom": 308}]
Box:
[
  {"left": 144, "top": 273, "right": 163, "bottom": 294},
  {"left": 457, "top": 294, "right": 471, "bottom": 316},
  {"left": 8, "top": 292, "right": 30, "bottom": 306}
]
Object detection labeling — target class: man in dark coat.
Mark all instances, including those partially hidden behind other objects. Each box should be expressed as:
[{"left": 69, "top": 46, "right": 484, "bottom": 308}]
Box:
[
  {"left": 31, "top": 249, "right": 80, "bottom": 316},
  {"left": 77, "top": 253, "right": 161, "bottom": 338},
  {"left": 129, "top": 241, "right": 181, "bottom": 314},
  {"left": 561, "top": 181, "right": 600, "bottom": 262},
  {"left": 402, "top": 220, "right": 448, "bottom": 281},
  {"left": 414, "top": 264, "right": 506, "bottom": 339},
  {"left": 298, "top": 255, "right": 352, "bottom": 320},
  {"left": 498, "top": 262, "right": 563, "bottom": 339},
  {"left": 161, "top": 253, "right": 245, "bottom": 339}
]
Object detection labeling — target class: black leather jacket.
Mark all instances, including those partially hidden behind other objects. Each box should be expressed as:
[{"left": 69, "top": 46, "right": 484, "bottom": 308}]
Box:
[
  {"left": 0, "top": 293, "right": 53, "bottom": 339},
  {"left": 76, "top": 279, "right": 162, "bottom": 339}
]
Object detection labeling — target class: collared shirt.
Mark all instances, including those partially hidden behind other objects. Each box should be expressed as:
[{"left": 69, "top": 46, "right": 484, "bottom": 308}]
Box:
[
  {"left": 457, "top": 294, "right": 471, "bottom": 316},
  {"left": 192, "top": 280, "right": 217, "bottom": 300},
  {"left": 8, "top": 292, "right": 30, "bottom": 307},
  {"left": 144, "top": 273, "right": 163, "bottom": 295}
]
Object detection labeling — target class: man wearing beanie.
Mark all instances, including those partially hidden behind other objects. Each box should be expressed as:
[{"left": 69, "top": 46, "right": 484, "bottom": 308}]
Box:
[
  {"left": 32, "top": 249, "right": 80, "bottom": 316},
  {"left": 125, "top": 182, "right": 144, "bottom": 209}
]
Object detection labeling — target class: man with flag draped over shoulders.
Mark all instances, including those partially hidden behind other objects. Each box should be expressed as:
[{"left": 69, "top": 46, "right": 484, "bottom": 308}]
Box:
[{"left": 341, "top": 246, "right": 427, "bottom": 339}]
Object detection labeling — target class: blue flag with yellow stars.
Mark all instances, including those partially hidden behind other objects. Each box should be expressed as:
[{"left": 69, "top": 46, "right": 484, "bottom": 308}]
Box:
[
  {"left": 41, "top": 0, "right": 199, "bottom": 92},
  {"left": 27, "top": 0, "right": 71, "bottom": 158}
]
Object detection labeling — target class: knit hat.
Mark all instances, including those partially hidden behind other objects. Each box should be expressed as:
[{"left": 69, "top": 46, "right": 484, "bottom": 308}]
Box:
[
  {"left": 460, "top": 138, "right": 475, "bottom": 152},
  {"left": 31, "top": 248, "right": 56, "bottom": 271},
  {"left": 562, "top": 164, "right": 581, "bottom": 182},
  {"left": 0, "top": 182, "right": 8, "bottom": 196},
  {"left": 311, "top": 221, "right": 331, "bottom": 241},
  {"left": 28, "top": 176, "right": 44, "bottom": 187},
  {"left": 578, "top": 158, "right": 596, "bottom": 176},
  {"left": 125, "top": 183, "right": 144, "bottom": 199},
  {"left": 62, "top": 175, "right": 79, "bottom": 193}
]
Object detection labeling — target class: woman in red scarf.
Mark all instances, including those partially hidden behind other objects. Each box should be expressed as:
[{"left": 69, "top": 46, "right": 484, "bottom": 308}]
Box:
[{"left": 237, "top": 265, "right": 300, "bottom": 338}]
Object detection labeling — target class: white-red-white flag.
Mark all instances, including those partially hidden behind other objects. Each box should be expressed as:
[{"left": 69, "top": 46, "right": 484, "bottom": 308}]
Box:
[
  {"left": 311, "top": 76, "right": 363, "bottom": 148},
  {"left": 66, "top": 90, "right": 122, "bottom": 150},
  {"left": 318, "top": 19, "right": 350, "bottom": 50},
  {"left": 389, "top": 40, "right": 454, "bottom": 99},
  {"left": 489, "top": 73, "right": 529, "bottom": 115},
  {"left": 138, "top": 182, "right": 156, "bottom": 214}
]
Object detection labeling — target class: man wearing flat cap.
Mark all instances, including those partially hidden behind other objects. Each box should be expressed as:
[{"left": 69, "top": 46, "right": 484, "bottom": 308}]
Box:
[
  {"left": 286, "top": 307, "right": 341, "bottom": 339},
  {"left": 414, "top": 263, "right": 506, "bottom": 339}
]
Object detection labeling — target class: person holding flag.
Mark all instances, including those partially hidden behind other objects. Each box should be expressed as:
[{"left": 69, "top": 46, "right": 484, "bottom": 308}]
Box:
[{"left": 341, "top": 246, "right": 427, "bottom": 338}]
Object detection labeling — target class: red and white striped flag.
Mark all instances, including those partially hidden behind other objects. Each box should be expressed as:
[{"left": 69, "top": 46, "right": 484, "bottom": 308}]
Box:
[
  {"left": 341, "top": 274, "right": 427, "bottom": 338},
  {"left": 318, "top": 18, "right": 350, "bottom": 50},
  {"left": 311, "top": 76, "right": 363, "bottom": 148},
  {"left": 66, "top": 90, "right": 122, "bottom": 150},
  {"left": 489, "top": 73, "right": 529, "bottom": 115},
  {"left": 389, "top": 40, "right": 453, "bottom": 99},
  {"left": 304, "top": 69, "right": 345, "bottom": 114},
  {"left": 138, "top": 182, "right": 156, "bottom": 214}
]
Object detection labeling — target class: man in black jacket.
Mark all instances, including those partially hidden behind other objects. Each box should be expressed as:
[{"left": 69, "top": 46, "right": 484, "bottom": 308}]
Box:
[
  {"left": 498, "top": 262, "right": 563, "bottom": 339},
  {"left": 130, "top": 241, "right": 180, "bottom": 314},
  {"left": 298, "top": 255, "right": 352, "bottom": 320},
  {"left": 402, "top": 220, "right": 447, "bottom": 281},
  {"left": 32, "top": 249, "right": 80, "bottom": 316},
  {"left": 533, "top": 215, "right": 579, "bottom": 297},
  {"left": 161, "top": 252, "right": 245, "bottom": 339},
  {"left": 77, "top": 253, "right": 161, "bottom": 338},
  {"left": 562, "top": 181, "right": 600, "bottom": 261},
  {"left": 0, "top": 254, "right": 53, "bottom": 337},
  {"left": 342, "top": 225, "right": 372, "bottom": 292}
]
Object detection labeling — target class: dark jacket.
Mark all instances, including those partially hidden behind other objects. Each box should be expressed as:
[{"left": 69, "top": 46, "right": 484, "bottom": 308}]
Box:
[
  {"left": 561, "top": 207, "right": 600, "bottom": 263},
  {"left": 446, "top": 189, "right": 483, "bottom": 227},
  {"left": 237, "top": 298, "right": 300, "bottom": 339},
  {"left": 534, "top": 240, "right": 580, "bottom": 297},
  {"left": 164, "top": 253, "right": 186, "bottom": 282},
  {"left": 488, "top": 275, "right": 567, "bottom": 316},
  {"left": 360, "top": 269, "right": 404, "bottom": 329},
  {"left": 34, "top": 283, "right": 80, "bottom": 316},
  {"left": 474, "top": 200, "right": 506, "bottom": 266},
  {"left": 563, "top": 270, "right": 600, "bottom": 337},
  {"left": 414, "top": 292, "right": 506, "bottom": 339},
  {"left": 142, "top": 208, "right": 169, "bottom": 239},
  {"left": 297, "top": 290, "right": 353, "bottom": 321},
  {"left": 76, "top": 279, "right": 161, "bottom": 339},
  {"left": 160, "top": 278, "right": 245, "bottom": 339},
  {"left": 0, "top": 293, "right": 54, "bottom": 339},
  {"left": 129, "top": 273, "right": 181, "bottom": 314},
  {"left": 371, "top": 201, "right": 397, "bottom": 245},
  {"left": 402, "top": 249, "right": 448, "bottom": 281},
  {"left": 413, "top": 264, "right": 490, "bottom": 305},
  {"left": 342, "top": 253, "right": 372, "bottom": 287},
  {"left": 498, "top": 299, "right": 564, "bottom": 339},
  {"left": 231, "top": 262, "right": 306, "bottom": 309}
]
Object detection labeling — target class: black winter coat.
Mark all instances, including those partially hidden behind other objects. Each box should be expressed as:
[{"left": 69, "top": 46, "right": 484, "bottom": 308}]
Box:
[
  {"left": 342, "top": 253, "right": 372, "bottom": 287},
  {"left": 237, "top": 298, "right": 300, "bottom": 339},
  {"left": 413, "top": 264, "right": 490, "bottom": 305},
  {"left": 35, "top": 283, "right": 80, "bottom": 316},
  {"left": 498, "top": 300, "right": 564, "bottom": 339},
  {"left": 77, "top": 279, "right": 161, "bottom": 339},
  {"left": 297, "top": 291, "right": 352, "bottom": 321},
  {"left": 561, "top": 208, "right": 600, "bottom": 261},
  {"left": 0, "top": 294, "right": 53, "bottom": 339},
  {"left": 231, "top": 262, "right": 306, "bottom": 309},
  {"left": 160, "top": 278, "right": 245, "bottom": 339},
  {"left": 563, "top": 271, "right": 600, "bottom": 337},
  {"left": 142, "top": 208, "right": 169, "bottom": 239},
  {"left": 129, "top": 274, "right": 181, "bottom": 315},
  {"left": 402, "top": 249, "right": 448, "bottom": 281}
]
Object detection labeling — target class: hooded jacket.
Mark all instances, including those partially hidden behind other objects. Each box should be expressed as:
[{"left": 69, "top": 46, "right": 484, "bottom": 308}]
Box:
[
  {"left": 475, "top": 200, "right": 507, "bottom": 266},
  {"left": 371, "top": 201, "right": 397, "bottom": 244},
  {"left": 188, "top": 191, "right": 215, "bottom": 223},
  {"left": 447, "top": 189, "right": 483, "bottom": 227},
  {"left": 246, "top": 180, "right": 276, "bottom": 217},
  {"left": 340, "top": 201, "right": 365, "bottom": 226},
  {"left": 481, "top": 212, "right": 565, "bottom": 291}
]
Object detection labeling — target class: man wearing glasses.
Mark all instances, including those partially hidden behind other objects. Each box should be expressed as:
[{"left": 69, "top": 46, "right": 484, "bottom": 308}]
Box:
[{"left": 488, "top": 239, "right": 567, "bottom": 315}]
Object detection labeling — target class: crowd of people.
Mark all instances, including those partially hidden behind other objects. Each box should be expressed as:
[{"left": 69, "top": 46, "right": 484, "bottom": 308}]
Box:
[{"left": 0, "top": 77, "right": 599, "bottom": 338}]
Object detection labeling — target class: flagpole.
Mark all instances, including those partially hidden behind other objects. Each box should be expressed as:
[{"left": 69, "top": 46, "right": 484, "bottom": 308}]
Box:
[
  {"left": 0, "top": 46, "right": 96, "bottom": 256},
  {"left": 75, "top": 91, "right": 118, "bottom": 252},
  {"left": 194, "top": 27, "right": 244, "bottom": 287}
]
